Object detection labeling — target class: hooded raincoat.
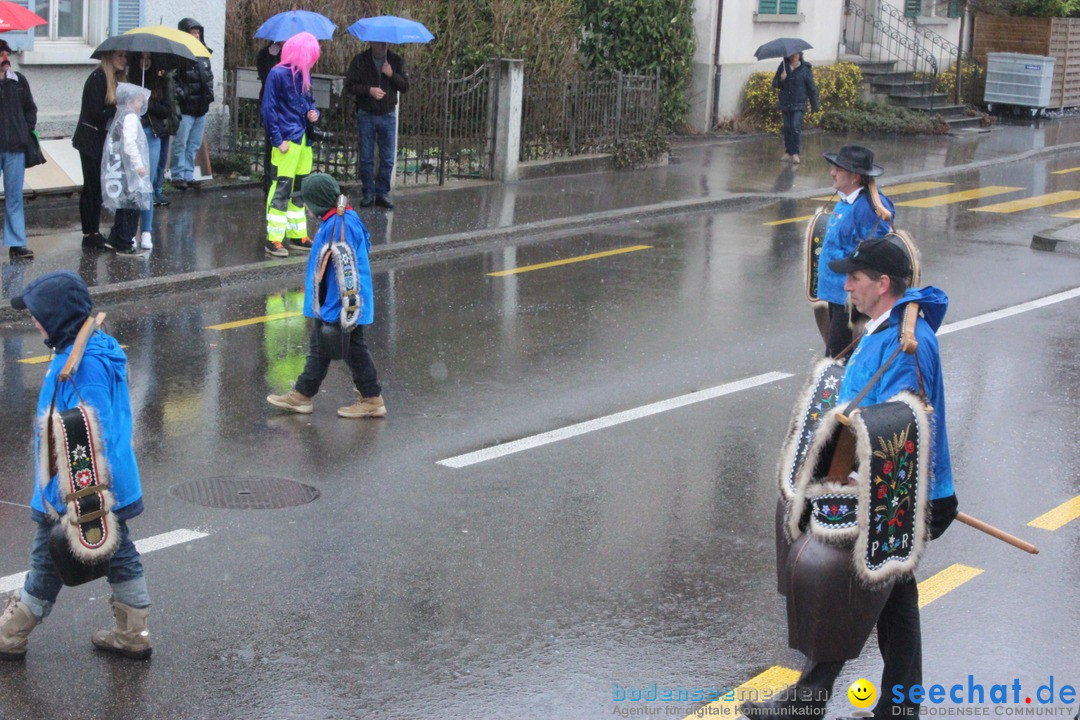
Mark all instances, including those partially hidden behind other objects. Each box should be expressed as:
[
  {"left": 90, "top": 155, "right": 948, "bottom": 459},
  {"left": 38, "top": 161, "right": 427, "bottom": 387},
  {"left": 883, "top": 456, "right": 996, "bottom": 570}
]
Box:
[{"left": 101, "top": 83, "right": 152, "bottom": 212}]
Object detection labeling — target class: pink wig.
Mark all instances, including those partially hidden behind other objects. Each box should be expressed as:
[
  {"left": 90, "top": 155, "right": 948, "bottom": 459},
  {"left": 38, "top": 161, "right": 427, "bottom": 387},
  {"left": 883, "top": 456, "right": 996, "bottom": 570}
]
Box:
[{"left": 281, "top": 31, "right": 321, "bottom": 91}]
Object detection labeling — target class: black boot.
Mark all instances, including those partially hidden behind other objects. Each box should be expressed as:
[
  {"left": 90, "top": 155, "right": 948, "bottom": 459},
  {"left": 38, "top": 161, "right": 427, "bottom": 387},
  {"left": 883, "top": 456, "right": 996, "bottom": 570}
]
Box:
[{"left": 8, "top": 246, "right": 34, "bottom": 262}]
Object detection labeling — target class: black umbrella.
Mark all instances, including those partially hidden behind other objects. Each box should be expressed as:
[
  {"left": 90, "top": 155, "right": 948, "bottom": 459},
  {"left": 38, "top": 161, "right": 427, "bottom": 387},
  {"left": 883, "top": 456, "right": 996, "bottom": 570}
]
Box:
[
  {"left": 91, "top": 29, "right": 208, "bottom": 63},
  {"left": 754, "top": 37, "right": 812, "bottom": 61}
]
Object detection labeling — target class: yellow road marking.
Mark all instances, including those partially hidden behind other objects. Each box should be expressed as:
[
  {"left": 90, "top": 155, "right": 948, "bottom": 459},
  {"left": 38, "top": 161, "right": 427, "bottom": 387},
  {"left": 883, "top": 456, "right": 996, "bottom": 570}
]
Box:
[
  {"left": 971, "top": 190, "right": 1080, "bottom": 214},
  {"left": 1051, "top": 167, "right": 1080, "bottom": 174},
  {"left": 918, "top": 564, "right": 983, "bottom": 608},
  {"left": 19, "top": 344, "right": 129, "bottom": 365},
  {"left": 1028, "top": 495, "right": 1080, "bottom": 531},
  {"left": 812, "top": 181, "right": 953, "bottom": 201},
  {"left": 765, "top": 214, "right": 814, "bottom": 226},
  {"left": 486, "top": 245, "right": 652, "bottom": 276},
  {"left": 205, "top": 311, "right": 303, "bottom": 330},
  {"left": 896, "top": 186, "right": 1023, "bottom": 208},
  {"left": 1054, "top": 209, "right": 1080, "bottom": 218},
  {"left": 681, "top": 665, "right": 801, "bottom": 720}
]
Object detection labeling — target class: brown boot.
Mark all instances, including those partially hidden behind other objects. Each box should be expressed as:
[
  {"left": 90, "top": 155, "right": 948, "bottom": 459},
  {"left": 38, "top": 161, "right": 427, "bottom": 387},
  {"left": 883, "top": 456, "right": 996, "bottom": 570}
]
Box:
[
  {"left": 0, "top": 591, "right": 40, "bottom": 661},
  {"left": 267, "top": 389, "right": 313, "bottom": 414},
  {"left": 91, "top": 598, "right": 152, "bottom": 659},
  {"left": 337, "top": 394, "right": 387, "bottom": 418}
]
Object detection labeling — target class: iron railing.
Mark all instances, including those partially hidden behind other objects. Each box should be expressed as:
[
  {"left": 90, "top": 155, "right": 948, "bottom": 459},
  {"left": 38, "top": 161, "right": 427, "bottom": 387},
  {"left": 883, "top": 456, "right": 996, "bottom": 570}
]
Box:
[
  {"left": 520, "top": 70, "right": 661, "bottom": 162},
  {"left": 877, "top": 1, "right": 983, "bottom": 106},
  {"left": 843, "top": 0, "right": 940, "bottom": 110}
]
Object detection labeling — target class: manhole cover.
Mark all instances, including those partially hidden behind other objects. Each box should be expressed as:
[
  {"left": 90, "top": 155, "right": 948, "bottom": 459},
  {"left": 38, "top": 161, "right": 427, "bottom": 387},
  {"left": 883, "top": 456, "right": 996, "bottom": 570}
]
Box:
[{"left": 169, "top": 476, "right": 319, "bottom": 509}]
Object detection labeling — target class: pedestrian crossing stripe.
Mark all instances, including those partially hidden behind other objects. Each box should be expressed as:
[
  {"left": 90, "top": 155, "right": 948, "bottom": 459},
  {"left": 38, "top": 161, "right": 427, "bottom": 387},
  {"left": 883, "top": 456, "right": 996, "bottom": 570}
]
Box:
[
  {"left": 1028, "top": 494, "right": 1080, "bottom": 531},
  {"left": 1051, "top": 167, "right": 1080, "bottom": 175},
  {"left": 918, "top": 564, "right": 983, "bottom": 607},
  {"left": 971, "top": 190, "right": 1080, "bottom": 214},
  {"left": 205, "top": 311, "right": 303, "bottom": 330},
  {"left": 679, "top": 665, "right": 801, "bottom": 720},
  {"left": 1054, "top": 209, "right": 1080, "bottom": 218},
  {"left": 812, "top": 180, "right": 954, "bottom": 201},
  {"left": 764, "top": 214, "right": 815, "bottom": 226},
  {"left": 895, "top": 186, "right": 1024, "bottom": 208}
]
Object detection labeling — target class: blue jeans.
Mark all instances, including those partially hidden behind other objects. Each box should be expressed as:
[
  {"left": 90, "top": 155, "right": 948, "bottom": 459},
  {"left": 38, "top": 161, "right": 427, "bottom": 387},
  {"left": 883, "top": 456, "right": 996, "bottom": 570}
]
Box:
[
  {"left": 140, "top": 129, "right": 161, "bottom": 234},
  {"left": 172, "top": 113, "right": 207, "bottom": 182},
  {"left": 1, "top": 151, "right": 27, "bottom": 248},
  {"left": 781, "top": 108, "right": 805, "bottom": 156},
  {"left": 153, "top": 135, "right": 170, "bottom": 197},
  {"left": 22, "top": 518, "right": 150, "bottom": 620},
  {"left": 356, "top": 110, "right": 396, "bottom": 198}
]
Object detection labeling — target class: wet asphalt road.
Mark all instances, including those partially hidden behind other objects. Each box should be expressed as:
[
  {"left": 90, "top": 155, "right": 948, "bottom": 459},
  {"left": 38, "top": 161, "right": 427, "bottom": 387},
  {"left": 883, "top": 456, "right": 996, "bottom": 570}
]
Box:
[{"left": 0, "top": 128, "right": 1079, "bottom": 720}]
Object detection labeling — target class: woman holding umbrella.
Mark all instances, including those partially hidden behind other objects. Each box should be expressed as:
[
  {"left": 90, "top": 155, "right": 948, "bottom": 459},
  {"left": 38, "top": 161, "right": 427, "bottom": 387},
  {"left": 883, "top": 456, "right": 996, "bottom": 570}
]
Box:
[
  {"left": 772, "top": 50, "right": 818, "bottom": 165},
  {"left": 72, "top": 51, "right": 127, "bottom": 250},
  {"left": 261, "top": 31, "right": 320, "bottom": 258}
]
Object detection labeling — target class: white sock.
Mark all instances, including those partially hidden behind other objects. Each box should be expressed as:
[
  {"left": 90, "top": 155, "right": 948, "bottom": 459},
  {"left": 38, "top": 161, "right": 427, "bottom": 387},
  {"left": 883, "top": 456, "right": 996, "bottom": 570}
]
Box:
[{"left": 140, "top": 232, "right": 153, "bottom": 249}]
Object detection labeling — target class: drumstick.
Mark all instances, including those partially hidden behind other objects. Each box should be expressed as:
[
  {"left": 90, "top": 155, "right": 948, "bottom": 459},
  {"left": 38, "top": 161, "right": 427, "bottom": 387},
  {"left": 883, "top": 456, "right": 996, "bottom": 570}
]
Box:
[
  {"left": 899, "top": 302, "right": 919, "bottom": 354},
  {"left": 955, "top": 512, "right": 1039, "bottom": 554}
]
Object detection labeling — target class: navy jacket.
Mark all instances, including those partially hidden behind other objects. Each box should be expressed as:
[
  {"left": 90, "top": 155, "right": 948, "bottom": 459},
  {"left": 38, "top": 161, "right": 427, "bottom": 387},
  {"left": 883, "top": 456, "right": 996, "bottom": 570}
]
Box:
[
  {"left": 773, "top": 61, "right": 819, "bottom": 113},
  {"left": 0, "top": 71, "right": 36, "bottom": 152}
]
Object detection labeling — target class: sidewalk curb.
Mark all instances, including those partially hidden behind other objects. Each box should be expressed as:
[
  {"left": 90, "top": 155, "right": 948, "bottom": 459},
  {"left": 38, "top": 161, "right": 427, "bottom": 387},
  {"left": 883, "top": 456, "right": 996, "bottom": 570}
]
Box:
[{"left": 1031, "top": 222, "right": 1080, "bottom": 255}]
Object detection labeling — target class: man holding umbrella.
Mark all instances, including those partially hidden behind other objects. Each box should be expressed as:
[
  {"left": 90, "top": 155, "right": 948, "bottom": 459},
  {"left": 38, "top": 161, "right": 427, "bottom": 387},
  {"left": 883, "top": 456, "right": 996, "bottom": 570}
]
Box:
[
  {"left": 755, "top": 37, "right": 817, "bottom": 164},
  {"left": 344, "top": 38, "right": 409, "bottom": 209}
]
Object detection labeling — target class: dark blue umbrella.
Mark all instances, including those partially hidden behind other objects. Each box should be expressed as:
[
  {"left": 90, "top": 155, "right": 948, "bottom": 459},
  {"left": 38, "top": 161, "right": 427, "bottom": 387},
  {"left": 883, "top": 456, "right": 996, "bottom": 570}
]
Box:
[
  {"left": 255, "top": 10, "right": 336, "bottom": 42},
  {"left": 347, "top": 15, "right": 434, "bottom": 44},
  {"left": 754, "top": 37, "right": 812, "bottom": 61}
]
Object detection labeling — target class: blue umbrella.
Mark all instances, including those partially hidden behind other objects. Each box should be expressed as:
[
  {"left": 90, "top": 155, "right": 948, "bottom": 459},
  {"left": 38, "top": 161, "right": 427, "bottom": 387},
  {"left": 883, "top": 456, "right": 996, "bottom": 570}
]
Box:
[
  {"left": 347, "top": 15, "right": 434, "bottom": 44},
  {"left": 255, "top": 10, "right": 336, "bottom": 42}
]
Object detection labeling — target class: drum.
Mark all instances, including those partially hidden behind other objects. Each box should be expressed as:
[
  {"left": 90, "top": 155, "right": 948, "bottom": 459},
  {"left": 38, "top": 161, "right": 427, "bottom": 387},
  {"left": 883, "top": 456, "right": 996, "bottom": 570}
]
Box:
[{"left": 804, "top": 208, "right": 829, "bottom": 303}]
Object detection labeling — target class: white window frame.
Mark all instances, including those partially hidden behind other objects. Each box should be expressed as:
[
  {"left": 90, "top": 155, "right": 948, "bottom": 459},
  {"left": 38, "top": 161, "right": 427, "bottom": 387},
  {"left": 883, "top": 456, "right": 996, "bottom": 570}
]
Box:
[{"left": 21, "top": 0, "right": 109, "bottom": 66}]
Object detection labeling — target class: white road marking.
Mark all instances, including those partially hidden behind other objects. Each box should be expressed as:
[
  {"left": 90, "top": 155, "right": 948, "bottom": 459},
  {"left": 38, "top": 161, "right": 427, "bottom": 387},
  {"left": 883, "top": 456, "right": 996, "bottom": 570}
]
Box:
[
  {"left": 438, "top": 286, "right": 1080, "bottom": 470},
  {"left": 0, "top": 528, "right": 211, "bottom": 594},
  {"left": 437, "top": 372, "right": 793, "bottom": 468},
  {"left": 937, "top": 286, "right": 1080, "bottom": 336}
]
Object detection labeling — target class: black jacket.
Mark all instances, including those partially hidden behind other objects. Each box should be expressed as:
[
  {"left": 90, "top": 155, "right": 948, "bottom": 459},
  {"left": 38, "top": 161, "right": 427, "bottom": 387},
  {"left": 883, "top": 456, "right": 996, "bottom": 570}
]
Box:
[
  {"left": 72, "top": 68, "right": 115, "bottom": 160},
  {"left": 344, "top": 48, "right": 408, "bottom": 115},
  {"left": 0, "top": 71, "right": 37, "bottom": 153},
  {"left": 773, "top": 60, "right": 820, "bottom": 113},
  {"left": 174, "top": 18, "right": 214, "bottom": 117},
  {"left": 256, "top": 42, "right": 280, "bottom": 102}
]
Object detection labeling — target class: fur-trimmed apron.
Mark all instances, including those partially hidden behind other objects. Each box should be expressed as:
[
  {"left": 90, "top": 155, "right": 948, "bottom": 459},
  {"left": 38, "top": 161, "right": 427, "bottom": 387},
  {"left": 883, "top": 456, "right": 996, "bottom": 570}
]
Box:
[
  {"left": 775, "top": 303, "right": 931, "bottom": 662},
  {"left": 40, "top": 313, "right": 120, "bottom": 586}
]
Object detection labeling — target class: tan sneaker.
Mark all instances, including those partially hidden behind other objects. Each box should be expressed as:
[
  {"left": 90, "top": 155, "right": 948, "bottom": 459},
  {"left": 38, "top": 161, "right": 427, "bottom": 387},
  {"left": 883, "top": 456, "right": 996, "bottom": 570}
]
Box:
[
  {"left": 337, "top": 395, "right": 386, "bottom": 419},
  {"left": 267, "top": 390, "right": 313, "bottom": 414},
  {"left": 790, "top": 154, "right": 801, "bottom": 164}
]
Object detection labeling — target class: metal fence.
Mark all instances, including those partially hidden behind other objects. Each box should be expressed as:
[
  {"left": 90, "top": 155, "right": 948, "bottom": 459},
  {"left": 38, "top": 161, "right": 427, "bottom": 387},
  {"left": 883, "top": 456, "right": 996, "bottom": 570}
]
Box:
[
  {"left": 224, "top": 63, "right": 660, "bottom": 184},
  {"left": 520, "top": 70, "right": 661, "bottom": 162}
]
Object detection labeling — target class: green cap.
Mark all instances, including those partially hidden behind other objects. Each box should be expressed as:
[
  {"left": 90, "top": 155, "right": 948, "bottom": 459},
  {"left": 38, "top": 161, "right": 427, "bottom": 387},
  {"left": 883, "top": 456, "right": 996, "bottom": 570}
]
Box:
[{"left": 292, "top": 173, "right": 341, "bottom": 216}]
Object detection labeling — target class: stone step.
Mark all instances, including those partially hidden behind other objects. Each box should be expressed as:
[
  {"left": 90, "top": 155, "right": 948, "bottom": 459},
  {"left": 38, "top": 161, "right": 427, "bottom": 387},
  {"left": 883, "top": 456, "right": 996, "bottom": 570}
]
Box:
[{"left": 887, "top": 92, "right": 951, "bottom": 109}]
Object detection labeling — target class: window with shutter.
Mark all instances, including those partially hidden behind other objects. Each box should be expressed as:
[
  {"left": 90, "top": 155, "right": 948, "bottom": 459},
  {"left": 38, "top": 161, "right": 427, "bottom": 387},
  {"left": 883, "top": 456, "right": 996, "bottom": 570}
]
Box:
[
  {"left": 948, "top": 0, "right": 960, "bottom": 18},
  {"left": 758, "top": 0, "right": 779, "bottom": 13},
  {"left": 110, "top": 0, "right": 142, "bottom": 36},
  {"left": 779, "top": 0, "right": 799, "bottom": 13},
  {"left": 905, "top": 0, "right": 922, "bottom": 17}
]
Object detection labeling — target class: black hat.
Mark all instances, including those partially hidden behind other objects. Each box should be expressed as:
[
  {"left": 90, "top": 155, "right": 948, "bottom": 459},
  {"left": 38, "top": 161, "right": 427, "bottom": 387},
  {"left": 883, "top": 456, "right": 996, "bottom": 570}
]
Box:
[
  {"left": 823, "top": 144, "right": 883, "bottom": 177},
  {"left": 828, "top": 236, "right": 913, "bottom": 279},
  {"left": 0, "top": 39, "right": 12, "bottom": 55},
  {"left": 291, "top": 173, "right": 340, "bottom": 216}
]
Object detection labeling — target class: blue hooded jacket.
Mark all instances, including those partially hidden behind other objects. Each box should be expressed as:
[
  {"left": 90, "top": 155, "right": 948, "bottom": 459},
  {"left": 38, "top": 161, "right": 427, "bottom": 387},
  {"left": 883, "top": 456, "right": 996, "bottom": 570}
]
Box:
[
  {"left": 303, "top": 208, "right": 375, "bottom": 326},
  {"left": 16, "top": 270, "right": 142, "bottom": 522},
  {"left": 838, "top": 286, "right": 954, "bottom": 501},
  {"left": 817, "top": 191, "right": 896, "bottom": 305}
]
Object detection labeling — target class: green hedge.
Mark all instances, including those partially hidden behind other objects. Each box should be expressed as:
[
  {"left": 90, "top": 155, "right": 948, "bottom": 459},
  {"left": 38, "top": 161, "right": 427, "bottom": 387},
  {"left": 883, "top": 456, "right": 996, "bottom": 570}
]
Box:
[{"left": 741, "top": 62, "right": 863, "bottom": 134}]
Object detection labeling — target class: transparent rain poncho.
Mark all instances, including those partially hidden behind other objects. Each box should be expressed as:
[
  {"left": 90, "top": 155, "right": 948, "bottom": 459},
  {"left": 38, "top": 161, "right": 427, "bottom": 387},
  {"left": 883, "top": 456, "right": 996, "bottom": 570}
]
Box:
[{"left": 101, "top": 82, "right": 153, "bottom": 211}]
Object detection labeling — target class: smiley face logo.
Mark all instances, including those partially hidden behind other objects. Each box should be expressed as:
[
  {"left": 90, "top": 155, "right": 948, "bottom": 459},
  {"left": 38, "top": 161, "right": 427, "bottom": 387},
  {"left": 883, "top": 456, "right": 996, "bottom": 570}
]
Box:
[{"left": 848, "top": 678, "right": 877, "bottom": 709}]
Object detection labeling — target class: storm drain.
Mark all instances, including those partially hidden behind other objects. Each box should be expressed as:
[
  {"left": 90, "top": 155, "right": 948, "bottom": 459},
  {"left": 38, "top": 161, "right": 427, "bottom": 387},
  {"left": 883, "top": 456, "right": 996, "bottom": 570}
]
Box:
[{"left": 169, "top": 476, "right": 320, "bottom": 509}]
